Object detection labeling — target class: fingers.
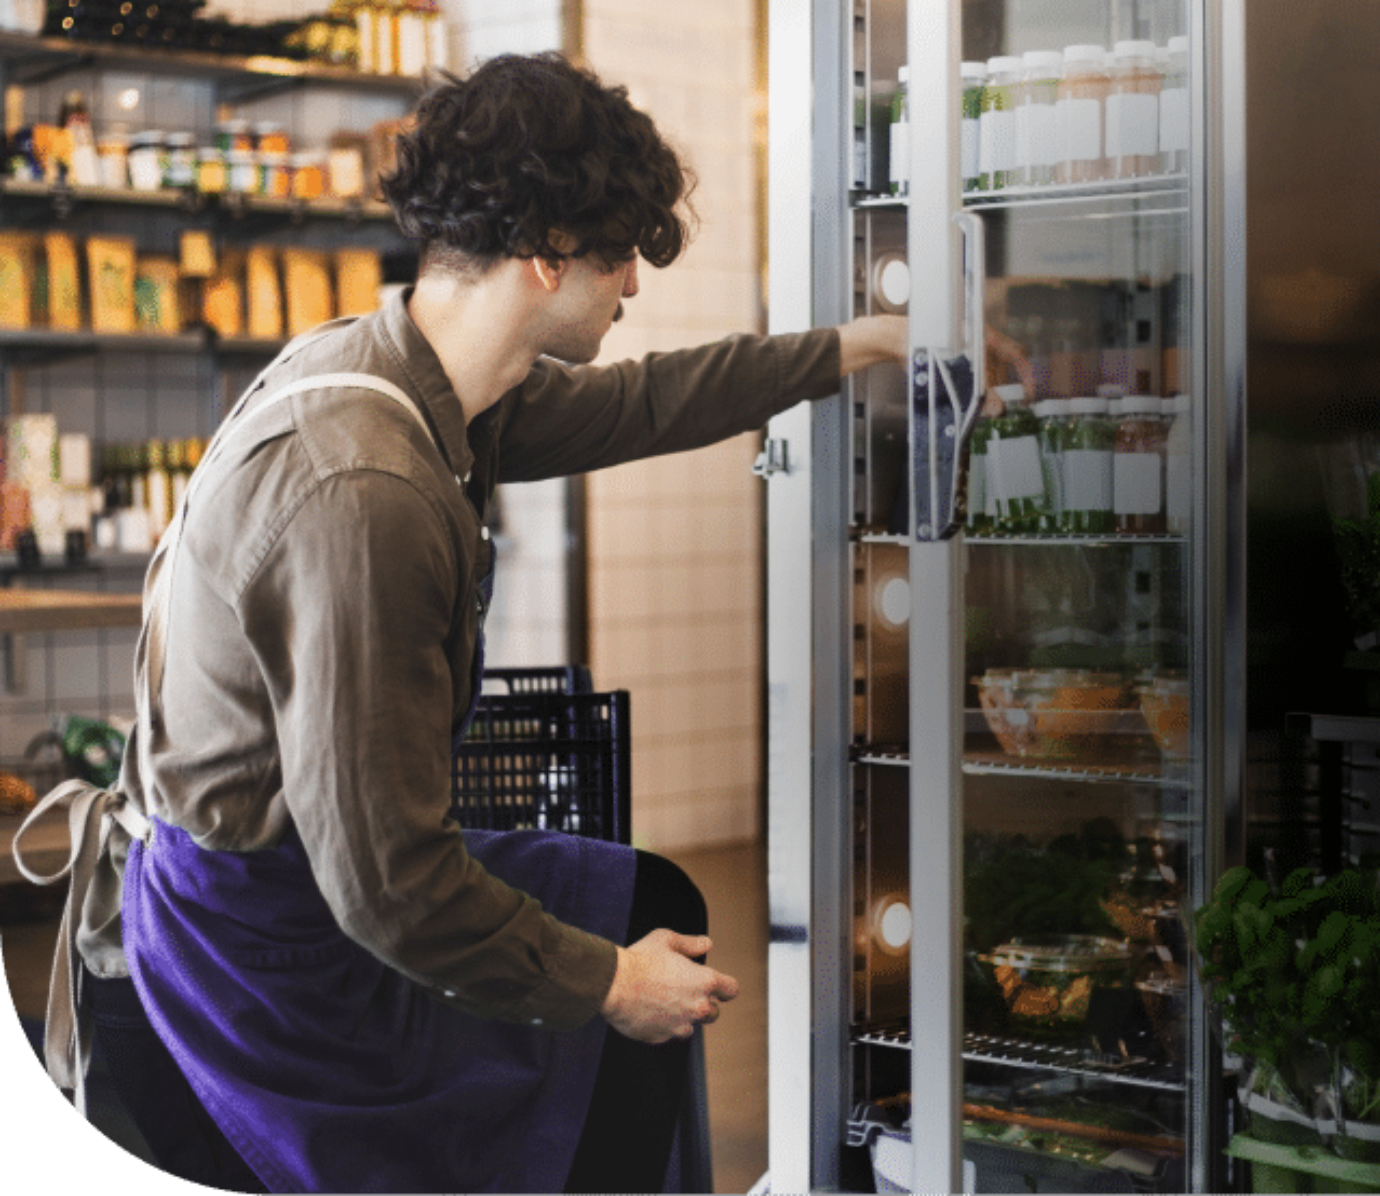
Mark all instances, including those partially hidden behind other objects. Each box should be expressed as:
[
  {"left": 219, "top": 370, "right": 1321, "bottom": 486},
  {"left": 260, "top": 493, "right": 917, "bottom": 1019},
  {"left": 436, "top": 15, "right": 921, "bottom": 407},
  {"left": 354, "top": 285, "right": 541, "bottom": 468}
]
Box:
[{"left": 663, "top": 931, "right": 712, "bottom": 959}]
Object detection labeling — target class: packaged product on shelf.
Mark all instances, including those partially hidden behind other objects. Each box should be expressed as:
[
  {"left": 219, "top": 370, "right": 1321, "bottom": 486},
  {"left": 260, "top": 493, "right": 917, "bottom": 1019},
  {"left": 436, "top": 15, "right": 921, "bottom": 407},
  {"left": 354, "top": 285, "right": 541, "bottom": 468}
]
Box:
[
  {"left": 1061, "top": 397, "right": 1115, "bottom": 534},
  {"left": 396, "top": 1, "right": 430, "bottom": 77},
  {"left": 6, "top": 414, "right": 59, "bottom": 492},
  {"left": 965, "top": 413, "right": 992, "bottom": 532},
  {"left": 260, "top": 152, "right": 292, "bottom": 199},
  {"left": 888, "top": 66, "right": 908, "bottom": 197},
  {"left": 1159, "top": 37, "right": 1189, "bottom": 175},
  {"left": 247, "top": 246, "right": 282, "bottom": 340},
  {"left": 134, "top": 256, "right": 183, "bottom": 334},
  {"left": 164, "top": 132, "right": 197, "bottom": 188},
  {"left": 368, "top": 118, "right": 406, "bottom": 199},
  {"left": 0, "top": 479, "right": 30, "bottom": 551},
  {"left": 1111, "top": 394, "right": 1167, "bottom": 534},
  {"left": 30, "top": 480, "right": 65, "bottom": 557},
  {"left": 1033, "top": 398, "right": 1067, "bottom": 530},
  {"left": 291, "top": 151, "right": 327, "bottom": 200},
  {"left": 327, "top": 133, "right": 368, "bottom": 199},
  {"left": 58, "top": 90, "right": 101, "bottom": 187},
  {"left": 1057, "top": 45, "right": 1110, "bottom": 184},
  {"left": 0, "top": 233, "right": 34, "bottom": 329},
  {"left": 987, "top": 384, "right": 1046, "bottom": 532},
  {"left": 96, "top": 129, "right": 129, "bottom": 189},
  {"left": 43, "top": 232, "right": 82, "bottom": 332},
  {"left": 59, "top": 432, "right": 91, "bottom": 488},
  {"left": 335, "top": 248, "right": 383, "bottom": 317},
  {"left": 960, "top": 62, "right": 986, "bottom": 194},
  {"left": 227, "top": 148, "right": 258, "bottom": 194},
  {"left": 254, "top": 122, "right": 290, "bottom": 157},
  {"left": 978, "top": 56, "right": 1021, "bottom": 191},
  {"left": 1163, "top": 394, "right": 1191, "bottom": 535},
  {"left": 282, "top": 247, "right": 333, "bottom": 337},
  {"left": 127, "top": 131, "right": 165, "bottom": 192},
  {"left": 1016, "top": 51, "right": 1061, "bottom": 187},
  {"left": 195, "top": 145, "right": 228, "bottom": 194},
  {"left": 203, "top": 250, "right": 245, "bottom": 338},
  {"left": 215, "top": 119, "right": 253, "bottom": 155},
  {"left": 1106, "top": 41, "right": 1161, "bottom": 179},
  {"left": 178, "top": 230, "right": 216, "bottom": 280}
]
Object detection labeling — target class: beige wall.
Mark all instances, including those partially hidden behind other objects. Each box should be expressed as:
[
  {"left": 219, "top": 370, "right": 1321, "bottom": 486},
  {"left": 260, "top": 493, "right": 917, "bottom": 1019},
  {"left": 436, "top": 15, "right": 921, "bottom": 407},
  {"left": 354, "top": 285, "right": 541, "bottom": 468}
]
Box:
[{"left": 582, "top": 0, "right": 766, "bottom": 851}]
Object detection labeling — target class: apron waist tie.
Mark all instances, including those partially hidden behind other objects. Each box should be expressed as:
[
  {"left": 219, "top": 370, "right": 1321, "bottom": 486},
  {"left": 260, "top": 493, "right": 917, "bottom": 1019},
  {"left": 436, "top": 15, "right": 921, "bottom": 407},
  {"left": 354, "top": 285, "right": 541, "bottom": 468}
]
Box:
[{"left": 12, "top": 779, "right": 152, "bottom": 1117}]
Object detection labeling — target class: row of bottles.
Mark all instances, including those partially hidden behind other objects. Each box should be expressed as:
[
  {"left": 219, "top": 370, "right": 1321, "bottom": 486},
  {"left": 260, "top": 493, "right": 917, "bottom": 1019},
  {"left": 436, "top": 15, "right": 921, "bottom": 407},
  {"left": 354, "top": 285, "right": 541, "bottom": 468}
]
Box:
[
  {"left": 95, "top": 437, "right": 205, "bottom": 551},
  {"left": 969, "top": 386, "right": 1188, "bottom": 536},
  {"left": 43, "top": 0, "right": 449, "bottom": 74},
  {"left": 874, "top": 38, "right": 1188, "bottom": 197}
]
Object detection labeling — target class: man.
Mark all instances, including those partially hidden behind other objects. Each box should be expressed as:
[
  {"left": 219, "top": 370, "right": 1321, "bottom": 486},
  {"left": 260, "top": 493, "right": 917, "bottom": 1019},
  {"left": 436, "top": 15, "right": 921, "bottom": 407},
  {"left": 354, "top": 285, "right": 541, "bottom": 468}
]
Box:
[{"left": 25, "top": 51, "right": 910, "bottom": 1193}]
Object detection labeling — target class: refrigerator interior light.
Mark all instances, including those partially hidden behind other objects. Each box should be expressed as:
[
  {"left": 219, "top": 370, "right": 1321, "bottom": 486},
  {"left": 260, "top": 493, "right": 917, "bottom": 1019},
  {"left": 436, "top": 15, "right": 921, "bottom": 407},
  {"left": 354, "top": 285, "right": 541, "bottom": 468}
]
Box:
[
  {"left": 874, "top": 575, "right": 911, "bottom": 626},
  {"left": 872, "top": 894, "right": 912, "bottom": 953}
]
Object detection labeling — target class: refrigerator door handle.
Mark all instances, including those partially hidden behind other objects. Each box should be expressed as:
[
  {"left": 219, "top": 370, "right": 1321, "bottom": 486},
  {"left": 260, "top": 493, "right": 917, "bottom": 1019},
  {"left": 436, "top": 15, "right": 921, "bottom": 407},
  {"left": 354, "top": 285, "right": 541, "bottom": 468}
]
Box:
[
  {"left": 954, "top": 208, "right": 987, "bottom": 427},
  {"left": 912, "top": 213, "right": 986, "bottom": 541}
]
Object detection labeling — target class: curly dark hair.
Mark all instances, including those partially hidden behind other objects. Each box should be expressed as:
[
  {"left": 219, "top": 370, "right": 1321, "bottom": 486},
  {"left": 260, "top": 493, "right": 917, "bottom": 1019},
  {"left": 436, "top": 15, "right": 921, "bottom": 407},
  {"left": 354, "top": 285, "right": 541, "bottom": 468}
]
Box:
[{"left": 382, "top": 52, "right": 695, "bottom": 273}]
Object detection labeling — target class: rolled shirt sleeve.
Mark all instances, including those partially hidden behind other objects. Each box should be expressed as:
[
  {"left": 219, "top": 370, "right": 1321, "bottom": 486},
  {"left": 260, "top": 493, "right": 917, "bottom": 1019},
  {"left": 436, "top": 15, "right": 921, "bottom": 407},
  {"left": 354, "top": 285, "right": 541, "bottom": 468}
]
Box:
[{"left": 236, "top": 468, "right": 616, "bottom": 1029}]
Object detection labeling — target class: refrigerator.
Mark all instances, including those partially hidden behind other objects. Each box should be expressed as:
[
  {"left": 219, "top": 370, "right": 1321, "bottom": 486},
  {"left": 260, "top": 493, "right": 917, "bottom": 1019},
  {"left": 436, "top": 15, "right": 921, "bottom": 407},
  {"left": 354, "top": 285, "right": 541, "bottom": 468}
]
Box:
[{"left": 763, "top": 0, "right": 1380, "bottom": 1191}]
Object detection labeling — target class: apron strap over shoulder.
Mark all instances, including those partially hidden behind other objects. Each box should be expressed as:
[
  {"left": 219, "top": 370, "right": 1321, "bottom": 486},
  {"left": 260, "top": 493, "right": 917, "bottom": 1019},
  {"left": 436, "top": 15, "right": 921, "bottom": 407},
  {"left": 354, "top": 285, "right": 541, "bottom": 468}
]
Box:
[
  {"left": 13, "top": 364, "right": 444, "bottom": 1118},
  {"left": 12, "top": 779, "right": 152, "bottom": 1116}
]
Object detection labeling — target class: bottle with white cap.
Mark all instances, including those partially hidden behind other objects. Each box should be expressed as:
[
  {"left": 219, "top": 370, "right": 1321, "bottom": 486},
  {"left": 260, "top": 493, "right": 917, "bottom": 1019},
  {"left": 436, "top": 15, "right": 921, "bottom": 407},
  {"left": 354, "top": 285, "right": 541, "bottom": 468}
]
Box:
[
  {"left": 1017, "top": 50, "right": 1062, "bottom": 187},
  {"left": 1057, "top": 45, "right": 1111, "bottom": 184},
  {"left": 1159, "top": 36, "right": 1190, "bottom": 175},
  {"left": 979, "top": 56, "right": 1023, "bottom": 191},
  {"left": 961, "top": 61, "right": 987, "bottom": 194},
  {"left": 1106, "top": 40, "right": 1161, "bottom": 179}
]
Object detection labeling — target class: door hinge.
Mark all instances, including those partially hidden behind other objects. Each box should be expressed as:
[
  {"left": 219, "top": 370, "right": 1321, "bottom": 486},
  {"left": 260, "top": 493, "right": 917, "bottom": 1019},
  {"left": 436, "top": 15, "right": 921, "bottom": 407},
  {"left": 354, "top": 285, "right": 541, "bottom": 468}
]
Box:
[{"left": 752, "top": 438, "right": 790, "bottom": 478}]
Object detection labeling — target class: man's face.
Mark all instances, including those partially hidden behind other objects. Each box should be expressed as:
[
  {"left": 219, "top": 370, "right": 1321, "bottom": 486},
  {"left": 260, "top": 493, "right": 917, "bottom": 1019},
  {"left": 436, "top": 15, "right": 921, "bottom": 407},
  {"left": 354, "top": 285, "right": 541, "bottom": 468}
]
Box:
[{"left": 541, "top": 254, "right": 640, "bottom": 364}]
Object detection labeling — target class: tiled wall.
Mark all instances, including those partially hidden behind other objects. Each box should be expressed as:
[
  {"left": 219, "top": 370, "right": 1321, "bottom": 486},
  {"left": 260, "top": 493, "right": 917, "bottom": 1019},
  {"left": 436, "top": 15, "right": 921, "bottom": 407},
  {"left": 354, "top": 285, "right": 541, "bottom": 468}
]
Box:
[{"left": 583, "top": 0, "right": 766, "bottom": 851}]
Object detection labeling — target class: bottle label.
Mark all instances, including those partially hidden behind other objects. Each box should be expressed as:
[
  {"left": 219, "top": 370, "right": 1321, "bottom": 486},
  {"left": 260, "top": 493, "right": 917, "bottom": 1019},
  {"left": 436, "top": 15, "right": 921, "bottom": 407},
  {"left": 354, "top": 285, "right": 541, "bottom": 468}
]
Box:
[
  {"left": 1019, "top": 103, "right": 1058, "bottom": 172},
  {"left": 1160, "top": 86, "right": 1189, "bottom": 153},
  {"left": 961, "top": 116, "right": 979, "bottom": 184},
  {"left": 987, "top": 434, "right": 1044, "bottom": 504},
  {"left": 1106, "top": 91, "right": 1158, "bottom": 158},
  {"left": 1064, "top": 449, "right": 1113, "bottom": 511},
  {"left": 1059, "top": 97, "right": 1102, "bottom": 163},
  {"left": 979, "top": 108, "right": 1016, "bottom": 174},
  {"left": 890, "top": 119, "right": 910, "bottom": 191},
  {"left": 1114, "top": 452, "right": 1163, "bottom": 515}
]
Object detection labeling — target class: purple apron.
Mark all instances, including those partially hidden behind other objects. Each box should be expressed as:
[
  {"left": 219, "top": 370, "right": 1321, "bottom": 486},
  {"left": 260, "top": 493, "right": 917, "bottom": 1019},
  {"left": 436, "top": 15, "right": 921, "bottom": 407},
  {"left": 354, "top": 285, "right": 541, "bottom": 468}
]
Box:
[
  {"left": 122, "top": 374, "right": 636, "bottom": 1193},
  {"left": 124, "top": 820, "right": 633, "bottom": 1193}
]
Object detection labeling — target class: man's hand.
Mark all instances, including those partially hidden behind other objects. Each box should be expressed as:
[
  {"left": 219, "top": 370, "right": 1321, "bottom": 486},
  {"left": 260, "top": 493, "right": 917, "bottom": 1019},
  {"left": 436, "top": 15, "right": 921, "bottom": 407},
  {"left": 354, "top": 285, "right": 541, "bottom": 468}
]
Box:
[
  {"left": 600, "top": 929, "right": 740, "bottom": 1044},
  {"left": 838, "top": 315, "right": 909, "bottom": 376}
]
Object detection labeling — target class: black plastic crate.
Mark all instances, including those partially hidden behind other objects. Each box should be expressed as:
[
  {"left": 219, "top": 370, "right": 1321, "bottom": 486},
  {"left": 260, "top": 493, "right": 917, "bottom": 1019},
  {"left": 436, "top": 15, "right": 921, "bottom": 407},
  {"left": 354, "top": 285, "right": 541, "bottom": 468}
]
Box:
[
  {"left": 450, "top": 689, "right": 629, "bottom": 845},
  {"left": 480, "top": 666, "right": 593, "bottom": 695}
]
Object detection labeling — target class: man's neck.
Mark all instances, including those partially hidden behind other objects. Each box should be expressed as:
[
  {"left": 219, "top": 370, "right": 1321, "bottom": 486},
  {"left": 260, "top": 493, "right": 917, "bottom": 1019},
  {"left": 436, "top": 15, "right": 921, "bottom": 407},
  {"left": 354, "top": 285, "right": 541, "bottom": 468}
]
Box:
[{"left": 407, "top": 266, "right": 541, "bottom": 425}]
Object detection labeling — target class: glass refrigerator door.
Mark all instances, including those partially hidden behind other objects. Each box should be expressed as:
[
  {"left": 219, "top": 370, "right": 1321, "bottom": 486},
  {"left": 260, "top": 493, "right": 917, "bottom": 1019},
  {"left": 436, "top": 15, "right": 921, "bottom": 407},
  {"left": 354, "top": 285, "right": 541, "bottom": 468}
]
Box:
[{"left": 841, "top": 0, "right": 1220, "bottom": 1192}]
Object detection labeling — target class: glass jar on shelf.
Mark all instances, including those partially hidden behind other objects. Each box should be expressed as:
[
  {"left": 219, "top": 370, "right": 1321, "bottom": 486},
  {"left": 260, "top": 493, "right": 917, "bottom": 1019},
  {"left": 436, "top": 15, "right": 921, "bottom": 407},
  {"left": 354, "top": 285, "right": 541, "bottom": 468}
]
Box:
[
  {"left": 978, "top": 56, "right": 1021, "bottom": 191},
  {"left": 1057, "top": 45, "right": 1110, "bottom": 184},
  {"left": 1017, "top": 50, "right": 1061, "bottom": 187},
  {"left": 1159, "top": 36, "right": 1190, "bottom": 175},
  {"left": 988, "top": 384, "right": 1046, "bottom": 533},
  {"left": 1062, "top": 397, "right": 1115, "bottom": 534},
  {"left": 1112, "top": 394, "right": 1167, "bottom": 534},
  {"left": 1106, "top": 40, "right": 1161, "bottom": 179},
  {"left": 966, "top": 413, "right": 994, "bottom": 533},
  {"left": 1033, "top": 398, "right": 1068, "bottom": 531},
  {"left": 961, "top": 61, "right": 987, "bottom": 194}
]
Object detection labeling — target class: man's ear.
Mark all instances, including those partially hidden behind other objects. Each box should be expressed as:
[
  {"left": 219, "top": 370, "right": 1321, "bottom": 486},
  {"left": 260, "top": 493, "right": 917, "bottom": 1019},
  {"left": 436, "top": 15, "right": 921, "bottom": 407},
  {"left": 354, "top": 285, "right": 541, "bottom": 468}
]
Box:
[{"left": 531, "top": 254, "right": 567, "bottom": 293}]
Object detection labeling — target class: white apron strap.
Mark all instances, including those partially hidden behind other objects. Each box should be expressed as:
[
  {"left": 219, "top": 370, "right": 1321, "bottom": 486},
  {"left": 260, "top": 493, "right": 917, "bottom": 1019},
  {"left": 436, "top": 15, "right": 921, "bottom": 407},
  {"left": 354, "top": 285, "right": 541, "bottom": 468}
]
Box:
[{"left": 12, "top": 779, "right": 151, "bottom": 1116}]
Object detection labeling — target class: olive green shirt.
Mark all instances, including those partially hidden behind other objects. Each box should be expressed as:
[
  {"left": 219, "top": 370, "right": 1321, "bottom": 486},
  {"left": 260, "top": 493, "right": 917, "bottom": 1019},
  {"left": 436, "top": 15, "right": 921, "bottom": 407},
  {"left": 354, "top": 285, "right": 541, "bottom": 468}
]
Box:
[{"left": 81, "top": 288, "right": 840, "bottom": 1031}]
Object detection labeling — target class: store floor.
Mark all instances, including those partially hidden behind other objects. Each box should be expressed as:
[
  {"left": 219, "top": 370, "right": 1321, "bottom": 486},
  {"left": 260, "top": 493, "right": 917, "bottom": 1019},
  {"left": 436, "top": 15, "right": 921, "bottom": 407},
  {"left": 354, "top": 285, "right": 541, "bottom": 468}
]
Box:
[{"left": 1, "top": 839, "right": 768, "bottom": 1195}]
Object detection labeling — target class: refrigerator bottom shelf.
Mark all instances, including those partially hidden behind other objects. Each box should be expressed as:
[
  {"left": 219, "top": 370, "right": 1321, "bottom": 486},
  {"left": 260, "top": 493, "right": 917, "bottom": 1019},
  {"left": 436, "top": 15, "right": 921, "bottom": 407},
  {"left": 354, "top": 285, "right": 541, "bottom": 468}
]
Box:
[{"left": 851, "top": 1027, "right": 1184, "bottom": 1092}]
